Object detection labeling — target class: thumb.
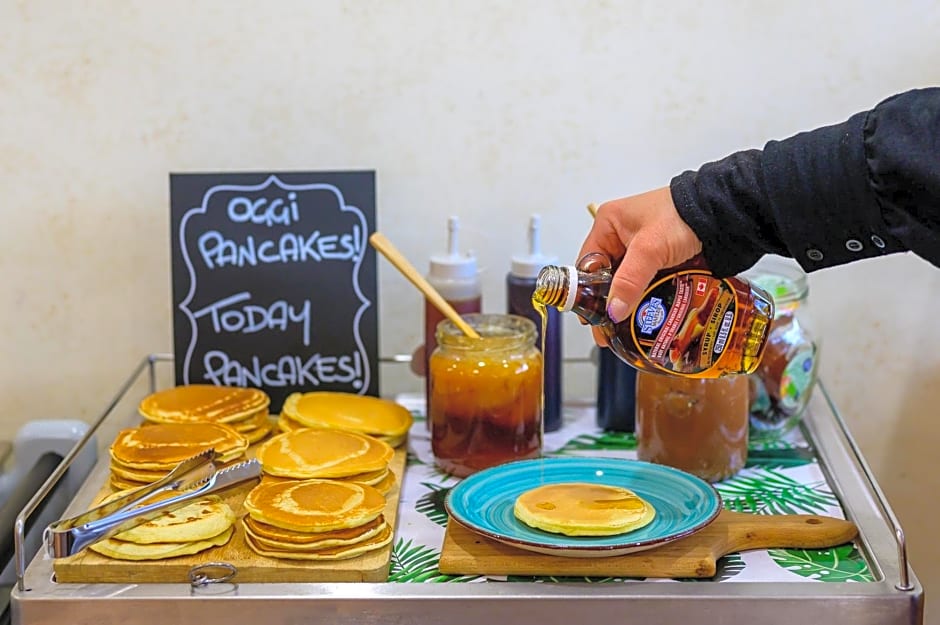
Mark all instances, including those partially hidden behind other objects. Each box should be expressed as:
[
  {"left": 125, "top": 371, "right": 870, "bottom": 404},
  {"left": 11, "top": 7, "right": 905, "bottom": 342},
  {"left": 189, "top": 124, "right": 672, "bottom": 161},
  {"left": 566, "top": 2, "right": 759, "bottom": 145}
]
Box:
[{"left": 606, "top": 239, "right": 663, "bottom": 324}]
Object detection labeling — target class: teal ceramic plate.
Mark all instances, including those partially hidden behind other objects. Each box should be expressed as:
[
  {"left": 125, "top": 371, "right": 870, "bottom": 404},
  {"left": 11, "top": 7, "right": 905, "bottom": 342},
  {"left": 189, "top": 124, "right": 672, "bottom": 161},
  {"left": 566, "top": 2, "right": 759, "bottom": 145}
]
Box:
[{"left": 444, "top": 457, "right": 721, "bottom": 557}]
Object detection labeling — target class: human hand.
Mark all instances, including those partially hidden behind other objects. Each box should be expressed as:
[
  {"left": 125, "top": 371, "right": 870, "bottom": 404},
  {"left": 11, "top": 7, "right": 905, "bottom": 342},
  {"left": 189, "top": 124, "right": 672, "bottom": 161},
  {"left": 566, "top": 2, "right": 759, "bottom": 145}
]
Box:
[{"left": 578, "top": 187, "right": 703, "bottom": 345}]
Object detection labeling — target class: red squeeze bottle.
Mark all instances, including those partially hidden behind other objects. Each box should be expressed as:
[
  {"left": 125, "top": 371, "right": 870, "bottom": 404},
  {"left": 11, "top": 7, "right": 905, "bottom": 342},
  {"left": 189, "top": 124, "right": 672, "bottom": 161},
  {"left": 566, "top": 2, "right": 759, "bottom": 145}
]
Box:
[{"left": 423, "top": 217, "right": 482, "bottom": 419}]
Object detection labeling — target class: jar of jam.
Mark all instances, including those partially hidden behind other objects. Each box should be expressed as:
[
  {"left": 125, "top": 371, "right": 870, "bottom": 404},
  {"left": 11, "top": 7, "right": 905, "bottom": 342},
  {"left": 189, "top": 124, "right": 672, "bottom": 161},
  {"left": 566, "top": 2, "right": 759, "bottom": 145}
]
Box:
[
  {"left": 635, "top": 372, "right": 749, "bottom": 482},
  {"left": 741, "top": 257, "right": 820, "bottom": 432},
  {"left": 429, "top": 313, "right": 543, "bottom": 477}
]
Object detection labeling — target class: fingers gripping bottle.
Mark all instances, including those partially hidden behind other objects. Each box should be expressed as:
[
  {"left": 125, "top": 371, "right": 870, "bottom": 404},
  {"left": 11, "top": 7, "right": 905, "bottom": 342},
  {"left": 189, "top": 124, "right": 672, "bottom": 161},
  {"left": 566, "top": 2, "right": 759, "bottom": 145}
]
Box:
[{"left": 532, "top": 253, "right": 774, "bottom": 378}]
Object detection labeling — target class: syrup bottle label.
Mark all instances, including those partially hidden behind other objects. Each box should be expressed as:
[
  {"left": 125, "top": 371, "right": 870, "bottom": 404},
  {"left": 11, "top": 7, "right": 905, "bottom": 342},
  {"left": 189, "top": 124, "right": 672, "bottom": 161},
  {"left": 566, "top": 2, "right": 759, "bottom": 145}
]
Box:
[{"left": 630, "top": 271, "right": 737, "bottom": 375}]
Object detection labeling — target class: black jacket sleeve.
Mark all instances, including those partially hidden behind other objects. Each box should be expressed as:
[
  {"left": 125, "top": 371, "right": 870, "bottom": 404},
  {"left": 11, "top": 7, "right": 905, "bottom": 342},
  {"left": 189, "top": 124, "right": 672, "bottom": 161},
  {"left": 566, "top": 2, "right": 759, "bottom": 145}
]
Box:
[{"left": 670, "top": 87, "right": 940, "bottom": 277}]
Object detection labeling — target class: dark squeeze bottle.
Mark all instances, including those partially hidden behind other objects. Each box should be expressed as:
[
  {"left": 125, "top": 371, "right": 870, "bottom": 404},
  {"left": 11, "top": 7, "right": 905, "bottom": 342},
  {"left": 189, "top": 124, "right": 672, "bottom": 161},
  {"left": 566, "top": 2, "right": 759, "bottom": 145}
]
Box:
[
  {"left": 507, "top": 215, "right": 562, "bottom": 432},
  {"left": 595, "top": 348, "right": 637, "bottom": 432}
]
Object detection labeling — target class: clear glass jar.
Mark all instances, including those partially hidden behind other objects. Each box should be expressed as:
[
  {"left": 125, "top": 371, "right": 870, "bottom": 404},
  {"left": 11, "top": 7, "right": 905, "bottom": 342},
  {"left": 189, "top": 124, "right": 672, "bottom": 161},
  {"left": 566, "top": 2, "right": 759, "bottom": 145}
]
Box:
[
  {"left": 741, "top": 256, "right": 821, "bottom": 432},
  {"left": 429, "top": 313, "right": 543, "bottom": 477},
  {"left": 635, "top": 372, "right": 750, "bottom": 482}
]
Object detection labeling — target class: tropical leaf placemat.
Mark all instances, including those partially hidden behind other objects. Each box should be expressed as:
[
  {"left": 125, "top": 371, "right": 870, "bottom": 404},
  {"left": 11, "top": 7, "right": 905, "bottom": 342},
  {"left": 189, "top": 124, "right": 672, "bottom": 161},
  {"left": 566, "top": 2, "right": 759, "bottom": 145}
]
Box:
[{"left": 393, "top": 395, "right": 873, "bottom": 584}]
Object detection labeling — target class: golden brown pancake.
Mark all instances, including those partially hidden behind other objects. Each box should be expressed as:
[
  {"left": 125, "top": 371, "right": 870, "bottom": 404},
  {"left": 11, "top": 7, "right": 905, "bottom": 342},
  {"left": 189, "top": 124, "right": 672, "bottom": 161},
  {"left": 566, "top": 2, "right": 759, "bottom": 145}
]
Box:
[
  {"left": 240, "top": 423, "right": 273, "bottom": 445},
  {"left": 513, "top": 482, "right": 656, "bottom": 536},
  {"left": 243, "top": 479, "right": 386, "bottom": 532},
  {"left": 110, "top": 474, "right": 145, "bottom": 491},
  {"left": 110, "top": 422, "right": 249, "bottom": 469},
  {"left": 335, "top": 467, "right": 388, "bottom": 486},
  {"left": 90, "top": 526, "right": 234, "bottom": 561},
  {"left": 256, "top": 468, "right": 395, "bottom": 496},
  {"left": 256, "top": 429, "right": 393, "bottom": 479},
  {"left": 242, "top": 515, "right": 386, "bottom": 546},
  {"left": 231, "top": 408, "right": 273, "bottom": 432},
  {"left": 243, "top": 523, "right": 392, "bottom": 560},
  {"left": 95, "top": 490, "right": 236, "bottom": 545},
  {"left": 276, "top": 413, "right": 305, "bottom": 433},
  {"left": 281, "top": 392, "right": 413, "bottom": 439},
  {"left": 139, "top": 384, "right": 270, "bottom": 424},
  {"left": 109, "top": 463, "right": 170, "bottom": 484},
  {"left": 357, "top": 470, "right": 396, "bottom": 496}
]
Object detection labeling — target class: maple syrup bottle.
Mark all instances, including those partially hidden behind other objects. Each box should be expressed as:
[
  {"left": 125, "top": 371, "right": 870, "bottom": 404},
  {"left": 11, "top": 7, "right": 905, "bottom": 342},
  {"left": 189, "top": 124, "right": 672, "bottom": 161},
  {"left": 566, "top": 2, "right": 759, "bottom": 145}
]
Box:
[{"left": 532, "top": 253, "right": 774, "bottom": 378}]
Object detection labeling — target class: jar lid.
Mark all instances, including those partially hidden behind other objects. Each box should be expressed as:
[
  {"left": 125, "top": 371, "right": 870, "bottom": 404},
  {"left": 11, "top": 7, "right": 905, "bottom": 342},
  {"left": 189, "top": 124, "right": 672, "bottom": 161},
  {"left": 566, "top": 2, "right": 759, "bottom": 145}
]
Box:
[{"left": 741, "top": 255, "right": 808, "bottom": 305}]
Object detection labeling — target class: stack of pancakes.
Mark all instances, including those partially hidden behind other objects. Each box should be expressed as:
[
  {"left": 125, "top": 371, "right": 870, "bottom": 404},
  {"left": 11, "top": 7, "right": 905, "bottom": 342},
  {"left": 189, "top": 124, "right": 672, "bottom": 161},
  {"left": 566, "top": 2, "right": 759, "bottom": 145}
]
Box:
[
  {"left": 109, "top": 422, "right": 250, "bottom": 490},
  {"left": 89, "top": 489, "right": 236, "bottom": 561},
  {"left": 277, "top": 392, "right": 412, "bottom": 447},
  {"left": 139, "top": 384, "right": 272, "bottom": 444},
  {"left": 256, "top": 428, "right": 396, "bottom": 495},
  {"left": 513, "top": 482, "right": 656, "bottom": 536},
  {"left": 242, "top": 479, "right": 392, "bottom": 560}
]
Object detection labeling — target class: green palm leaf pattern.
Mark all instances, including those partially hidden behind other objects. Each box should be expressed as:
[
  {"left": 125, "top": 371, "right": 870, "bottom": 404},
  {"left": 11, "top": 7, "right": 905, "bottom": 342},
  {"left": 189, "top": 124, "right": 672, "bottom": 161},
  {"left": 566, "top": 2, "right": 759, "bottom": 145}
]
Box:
[
  {"left": 406, "top": 451, "right": 426, "bottom": 466},
  {"left": 748, "top": 428, "right": 798, "bottom": 451},
  {"left": 745, "top": 447, "right": 814, "bottom": 469},
  {"left": 768, "top": 545, "right": 874, "bottom": 582},
  {"left": 553, "top": 431, "right": 637, "bottom": 455},
  {"left": 716, "top": 467, "right": 838, "bottom": 515},
  {"left": 388, "top": 538, "right": 481, "bottom": 583},
  {"left": 416, "top": 482, "right": 451, "bottom": 527},
  {"left": 677, "top": 554, "right": 746, "bottom": 582}
]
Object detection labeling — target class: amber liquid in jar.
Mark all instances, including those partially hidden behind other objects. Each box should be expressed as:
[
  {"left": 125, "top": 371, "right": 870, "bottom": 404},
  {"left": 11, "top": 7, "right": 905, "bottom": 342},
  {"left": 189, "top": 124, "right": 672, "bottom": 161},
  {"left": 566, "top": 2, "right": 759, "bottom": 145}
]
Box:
[
  {"left": 635, "top": 372, "right": 749, "bottom": 482},
  {"left": 429, "top": 314, "right": 543, "bottom": 477}
]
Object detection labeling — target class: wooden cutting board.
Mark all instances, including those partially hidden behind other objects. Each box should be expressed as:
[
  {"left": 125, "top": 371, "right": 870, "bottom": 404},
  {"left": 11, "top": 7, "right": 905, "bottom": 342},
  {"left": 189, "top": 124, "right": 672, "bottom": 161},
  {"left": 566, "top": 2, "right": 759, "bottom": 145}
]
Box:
[
  {"left": 438, "top": 510, "right": 858, "bottom": 578},
  {"left": 54, "top": 447, "right": 407, "bottom": 584}
]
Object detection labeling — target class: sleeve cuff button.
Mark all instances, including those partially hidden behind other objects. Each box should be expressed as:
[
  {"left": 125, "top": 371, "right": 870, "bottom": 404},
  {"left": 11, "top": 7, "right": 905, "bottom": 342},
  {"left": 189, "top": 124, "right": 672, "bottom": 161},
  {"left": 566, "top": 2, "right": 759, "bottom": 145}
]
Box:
[
  {"left": 806, "top": 249, "right": 824, "bottom": 261},
  {"left": 845, "top": 239, "right": 864, "bottom": 252},
  {"left": 871, "top": 234, "right": 886, "bottom": 249}
]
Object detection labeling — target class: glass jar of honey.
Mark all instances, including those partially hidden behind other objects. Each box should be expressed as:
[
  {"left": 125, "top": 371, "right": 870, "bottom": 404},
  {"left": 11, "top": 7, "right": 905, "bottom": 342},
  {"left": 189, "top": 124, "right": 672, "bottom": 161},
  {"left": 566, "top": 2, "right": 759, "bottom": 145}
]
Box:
[
  {"left": 635, "top": 372, "right": 749, "bottom": 482},
  {"left": 741, "top": 256, "right": 820, "bottom": 432},
  {"left": 429, "top": 313, "right": 543, "bottom": 477}
]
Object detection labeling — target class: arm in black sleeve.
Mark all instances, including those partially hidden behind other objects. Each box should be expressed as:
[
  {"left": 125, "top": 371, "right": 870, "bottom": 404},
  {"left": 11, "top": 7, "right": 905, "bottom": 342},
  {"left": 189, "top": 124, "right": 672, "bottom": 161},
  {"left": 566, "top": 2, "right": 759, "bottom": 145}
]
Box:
[{"left": 670, "top": 87, "right": 940, "bottom": 277}]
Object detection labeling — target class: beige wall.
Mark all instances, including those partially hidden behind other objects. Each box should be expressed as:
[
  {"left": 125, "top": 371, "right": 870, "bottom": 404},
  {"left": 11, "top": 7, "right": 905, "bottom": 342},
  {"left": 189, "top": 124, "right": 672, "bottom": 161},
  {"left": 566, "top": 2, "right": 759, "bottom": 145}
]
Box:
[{"left": 2, "top": 0, "right": 939, "bottom": 612}]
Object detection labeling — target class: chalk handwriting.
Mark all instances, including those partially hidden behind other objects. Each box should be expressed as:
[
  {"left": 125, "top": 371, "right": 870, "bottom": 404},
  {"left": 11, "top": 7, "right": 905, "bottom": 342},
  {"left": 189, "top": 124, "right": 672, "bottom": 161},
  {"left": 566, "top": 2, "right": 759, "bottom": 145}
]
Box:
[
  {"left": 197, "top": 226, "right": 361, "bottom": 269},
  {"left": 190, "top": 292, "right": 312, "bottom": 346},
  {"left": 227, "top": 192, "right": 301, "bottom": 227},
  {"left": 202, "top": 350, "right": 364, "bottom": 389}
]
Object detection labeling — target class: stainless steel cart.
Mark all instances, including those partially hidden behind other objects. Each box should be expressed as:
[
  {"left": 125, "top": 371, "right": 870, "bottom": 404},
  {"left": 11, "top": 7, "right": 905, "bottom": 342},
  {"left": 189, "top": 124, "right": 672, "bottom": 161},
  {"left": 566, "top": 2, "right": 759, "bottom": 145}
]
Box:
[{"left": 11, "top": 354, "right": 924, "bottom": 625}]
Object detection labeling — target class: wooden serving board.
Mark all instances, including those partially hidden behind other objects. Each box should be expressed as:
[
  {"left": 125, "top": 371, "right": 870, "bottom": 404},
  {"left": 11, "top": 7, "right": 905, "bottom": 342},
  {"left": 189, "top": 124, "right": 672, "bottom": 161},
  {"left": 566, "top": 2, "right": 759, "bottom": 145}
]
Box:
[
  {"left": 438, "top": 509, "right": 858, "bottom": 578},
  {"left": 54, "top": 447, "right": 407, "bottom": 584}
]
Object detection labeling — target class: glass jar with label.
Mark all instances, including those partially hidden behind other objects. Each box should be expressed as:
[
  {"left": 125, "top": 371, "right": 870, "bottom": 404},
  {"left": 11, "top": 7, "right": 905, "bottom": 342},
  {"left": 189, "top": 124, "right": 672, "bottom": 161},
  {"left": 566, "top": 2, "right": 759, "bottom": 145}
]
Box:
[
  {"left": 741, "top": 256, "right": 820, "bottom": 432},
  {"left": 635, "top": 372, "right": 749, "bottom": 482},
  {"left": 429, "top": 314, "right": 543, "bottom": 477}
]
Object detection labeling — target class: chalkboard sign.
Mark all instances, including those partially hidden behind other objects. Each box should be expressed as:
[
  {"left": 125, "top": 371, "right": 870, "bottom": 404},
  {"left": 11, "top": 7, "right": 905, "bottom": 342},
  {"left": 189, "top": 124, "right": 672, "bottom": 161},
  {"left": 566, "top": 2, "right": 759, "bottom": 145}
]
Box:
[{"left": 170, "top": 171, "right": 378, "bottom": 412}]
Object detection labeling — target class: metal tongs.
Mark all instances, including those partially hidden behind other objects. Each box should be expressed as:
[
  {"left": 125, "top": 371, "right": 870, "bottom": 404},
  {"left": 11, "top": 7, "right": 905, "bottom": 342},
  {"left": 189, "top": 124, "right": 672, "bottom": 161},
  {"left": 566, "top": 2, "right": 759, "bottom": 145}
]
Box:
[{"left": 44, "top": 449, "right": 262, "bottom": 558}]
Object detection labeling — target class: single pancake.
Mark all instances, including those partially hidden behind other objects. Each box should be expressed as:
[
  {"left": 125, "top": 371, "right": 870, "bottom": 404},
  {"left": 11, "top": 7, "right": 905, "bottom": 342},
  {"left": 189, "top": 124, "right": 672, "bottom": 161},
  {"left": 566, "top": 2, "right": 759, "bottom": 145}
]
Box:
[
  {"left": 89, "top": 526, "right": 234, "bottom": 561},
  {"left": 513, "top": 482, "right": 656, "bottom": 536},
  {"left": 139, "top": 384, "right": 270, "bottom": 424},
  {"left": 95, "top": 490, "right": 236, "bottom": 545},
  {"left": 256, "top": 429, "right": 393, "bottom": 479},
  {"left": 281, "top": 392, "right": 413, "bottom": 441},
  {"left": 243, "top": 479, "right": 386, "bottom": 532},
  {"left": 110, "top": 422, "right": 249, "bottom": 469}
]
